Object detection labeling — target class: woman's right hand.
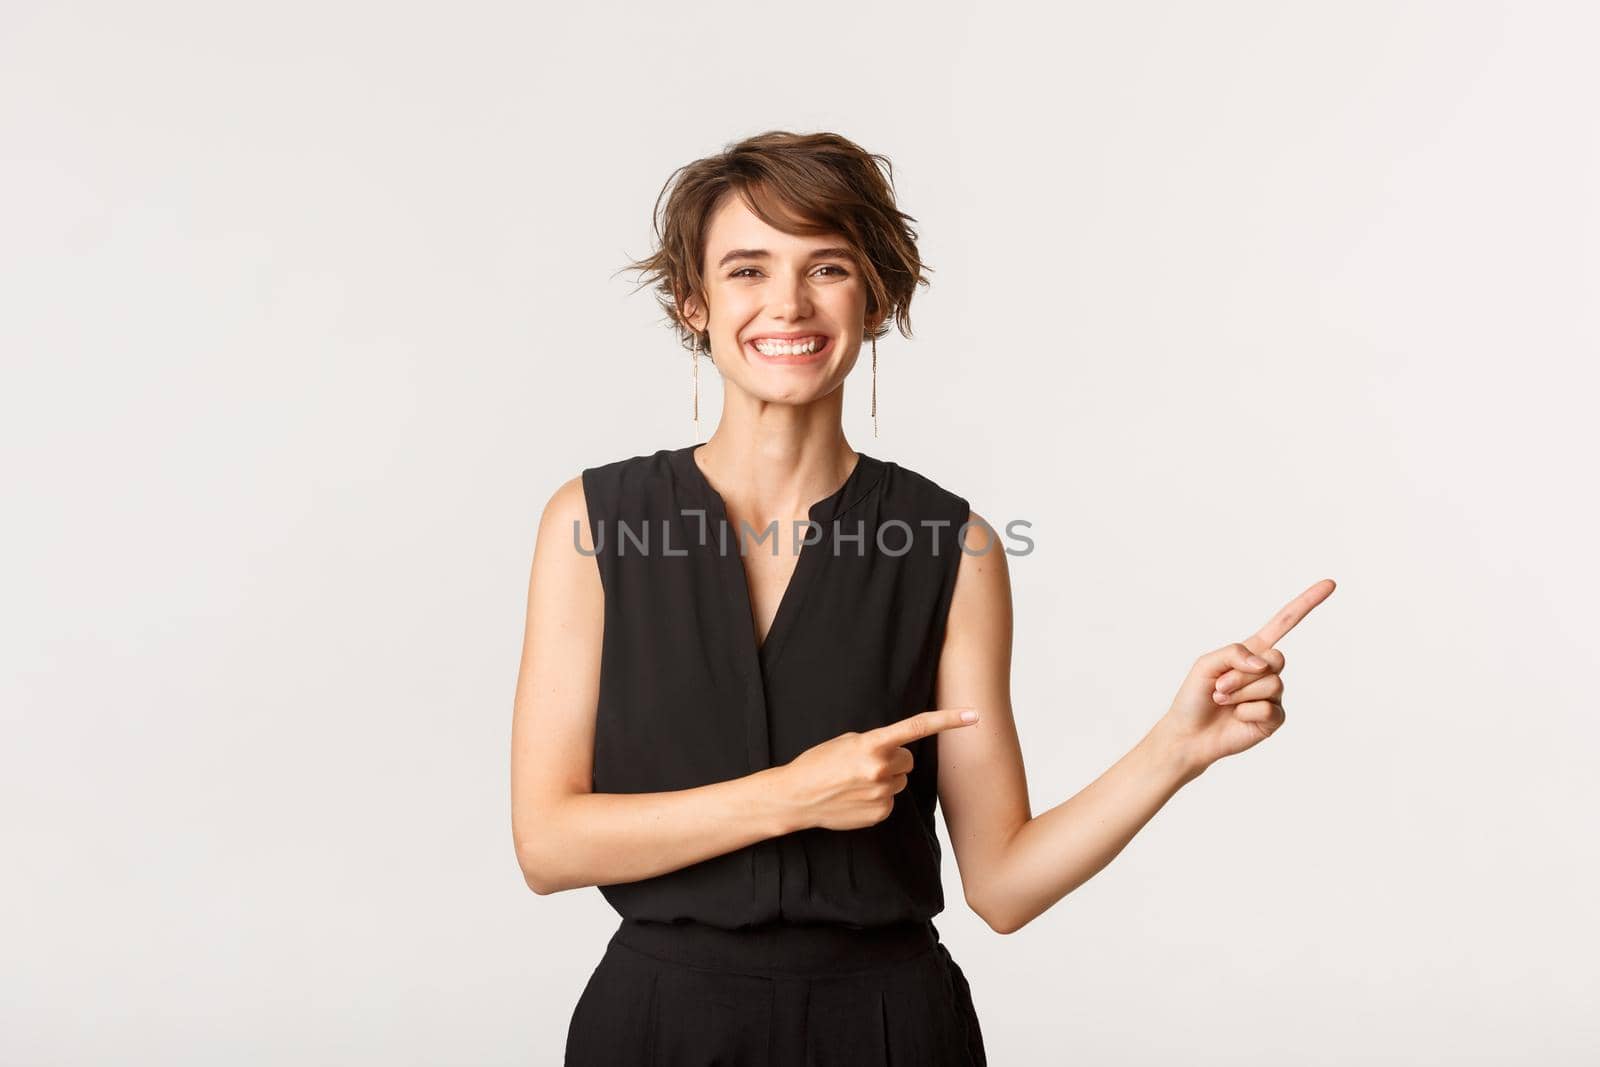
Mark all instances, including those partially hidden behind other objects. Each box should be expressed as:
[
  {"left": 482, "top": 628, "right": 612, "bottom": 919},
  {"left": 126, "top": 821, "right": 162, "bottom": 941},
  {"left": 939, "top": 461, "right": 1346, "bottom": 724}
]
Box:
[{"left": 779, "top": 708, "right": 980, "bottom": 831}]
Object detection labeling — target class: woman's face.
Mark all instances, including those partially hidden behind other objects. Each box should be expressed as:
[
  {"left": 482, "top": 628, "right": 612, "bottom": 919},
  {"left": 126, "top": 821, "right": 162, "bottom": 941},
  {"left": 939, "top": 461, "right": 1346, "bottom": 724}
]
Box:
[{"left": 689, "top": 193, "right": 872, "bottom": 407}]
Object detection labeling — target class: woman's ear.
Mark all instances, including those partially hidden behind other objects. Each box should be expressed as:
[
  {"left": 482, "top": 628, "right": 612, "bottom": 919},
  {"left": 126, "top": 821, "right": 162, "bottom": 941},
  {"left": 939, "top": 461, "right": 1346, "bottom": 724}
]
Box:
[{"left": 679, "top": 291, "right": 707, "bottom": 334}]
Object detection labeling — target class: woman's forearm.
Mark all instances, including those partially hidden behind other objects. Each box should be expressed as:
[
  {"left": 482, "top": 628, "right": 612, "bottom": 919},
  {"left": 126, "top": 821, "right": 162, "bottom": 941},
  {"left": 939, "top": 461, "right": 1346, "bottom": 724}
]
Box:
[
  {"left": 520, "top": 766, "right": 803, "bottom": 894},
  {"left": 975, "top": 724, "right": 1204, "bottom": 933}
]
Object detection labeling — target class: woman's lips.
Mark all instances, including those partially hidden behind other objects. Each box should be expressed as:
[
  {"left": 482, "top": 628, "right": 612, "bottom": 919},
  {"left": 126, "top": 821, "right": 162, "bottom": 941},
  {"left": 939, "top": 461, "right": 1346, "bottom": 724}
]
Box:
[{"left": 745, "top": 335, "right": 833, "bottom": 365}]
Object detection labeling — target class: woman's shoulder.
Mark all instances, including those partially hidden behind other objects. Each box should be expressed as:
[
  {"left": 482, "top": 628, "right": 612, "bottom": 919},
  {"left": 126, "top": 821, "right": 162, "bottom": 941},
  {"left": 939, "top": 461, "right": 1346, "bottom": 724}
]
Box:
[
  {"left": 579, "top": 445, "right": 680, "bottom": 482},
  {"left": 575, "top": 446, "right": 688, "bottom": 517},
  {"left": 876, "top": 452, "right": 972, "bottom": 522},
  {"left": 579, "top": 444, "right": 678, "bottom": 473}
]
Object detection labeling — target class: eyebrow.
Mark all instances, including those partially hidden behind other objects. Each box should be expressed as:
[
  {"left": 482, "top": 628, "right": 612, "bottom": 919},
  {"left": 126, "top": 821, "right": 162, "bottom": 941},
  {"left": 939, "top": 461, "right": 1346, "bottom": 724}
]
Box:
[{"left": 716, "top": 246, "right": 857, "bottom": 269}]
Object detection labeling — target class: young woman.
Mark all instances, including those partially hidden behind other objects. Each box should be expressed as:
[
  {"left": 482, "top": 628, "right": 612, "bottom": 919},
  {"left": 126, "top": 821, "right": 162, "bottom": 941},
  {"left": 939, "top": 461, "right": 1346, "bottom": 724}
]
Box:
[{"left": 510, "top": 130, "right": 1334, "bottom": 1066}]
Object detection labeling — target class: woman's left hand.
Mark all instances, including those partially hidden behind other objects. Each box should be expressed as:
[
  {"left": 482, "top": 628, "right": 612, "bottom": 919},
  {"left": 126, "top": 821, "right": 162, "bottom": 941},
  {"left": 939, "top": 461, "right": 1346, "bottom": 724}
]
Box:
[{"left": 1156, "top": 579, "right": 1336, "bottom": 776}]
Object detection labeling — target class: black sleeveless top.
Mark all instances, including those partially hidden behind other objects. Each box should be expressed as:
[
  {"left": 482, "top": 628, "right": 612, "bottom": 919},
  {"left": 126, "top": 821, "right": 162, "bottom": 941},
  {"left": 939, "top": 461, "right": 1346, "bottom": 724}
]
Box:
[{"left": 579, "top": 444, "right": 971, "bottom": 930}]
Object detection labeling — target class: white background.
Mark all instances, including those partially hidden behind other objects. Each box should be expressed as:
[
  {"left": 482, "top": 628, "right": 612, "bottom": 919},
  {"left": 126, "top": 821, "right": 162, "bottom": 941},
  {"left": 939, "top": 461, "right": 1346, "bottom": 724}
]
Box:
[{"left": 4, "top": 1, "right": 1597, "bottom": 1063}]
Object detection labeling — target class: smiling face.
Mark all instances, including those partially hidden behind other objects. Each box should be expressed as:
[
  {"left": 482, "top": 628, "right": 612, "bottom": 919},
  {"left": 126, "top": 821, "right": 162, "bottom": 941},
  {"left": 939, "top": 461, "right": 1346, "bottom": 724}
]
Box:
[{"left": 684, "top": 192, "right": 874, "bottom": 406}]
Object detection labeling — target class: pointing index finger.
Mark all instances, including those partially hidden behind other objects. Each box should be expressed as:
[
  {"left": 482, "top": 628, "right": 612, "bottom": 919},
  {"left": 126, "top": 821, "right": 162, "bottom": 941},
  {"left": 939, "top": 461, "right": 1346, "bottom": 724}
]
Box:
[
  {"left": 866, "top": 707, "right": 979, "bottom": 749},
  {"left": 1247, "top": 578, "right": 1336, "bottom": 652}
]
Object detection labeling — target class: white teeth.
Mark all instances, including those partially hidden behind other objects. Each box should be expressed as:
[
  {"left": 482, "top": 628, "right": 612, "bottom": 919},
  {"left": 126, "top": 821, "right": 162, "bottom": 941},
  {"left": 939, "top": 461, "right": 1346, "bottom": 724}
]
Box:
[{"left": 751, "top": 336, "right": 824, "bottom": 355}]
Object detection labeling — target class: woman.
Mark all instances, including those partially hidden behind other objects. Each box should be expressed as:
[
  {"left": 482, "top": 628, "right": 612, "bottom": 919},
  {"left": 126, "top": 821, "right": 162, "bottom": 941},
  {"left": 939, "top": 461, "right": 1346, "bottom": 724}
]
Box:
[{"left": 510, "top": 130, "right": 1333, "bottom": 1066}]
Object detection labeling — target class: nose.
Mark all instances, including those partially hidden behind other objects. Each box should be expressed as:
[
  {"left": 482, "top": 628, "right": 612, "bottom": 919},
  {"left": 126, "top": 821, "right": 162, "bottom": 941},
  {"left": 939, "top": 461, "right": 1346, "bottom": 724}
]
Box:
[{"left": 770, "top": 269, "right": 812, "bottom": 321}]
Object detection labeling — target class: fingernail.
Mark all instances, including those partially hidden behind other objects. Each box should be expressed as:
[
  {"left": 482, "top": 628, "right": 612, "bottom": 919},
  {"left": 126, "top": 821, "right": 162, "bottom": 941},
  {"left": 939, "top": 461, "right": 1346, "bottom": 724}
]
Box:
[
  {"left": 960, "top": 709, "right": 978, "bottom": 722},
  {"left": 1247, "top": 656, "right": 1268, "bottom": 668},
  {"left": 1213, "top": 691, "right": 1228, "bottom": 703}
]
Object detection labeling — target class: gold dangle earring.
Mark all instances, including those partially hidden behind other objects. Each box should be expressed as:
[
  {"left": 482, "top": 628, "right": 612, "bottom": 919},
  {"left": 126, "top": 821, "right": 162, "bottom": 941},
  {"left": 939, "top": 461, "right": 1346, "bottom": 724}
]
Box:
[
  {"left": 691, "top": 332, "right": 702, "bottom": 442},
  {"left": 870, "top": 333, "right": 878, "bottom": 439}
]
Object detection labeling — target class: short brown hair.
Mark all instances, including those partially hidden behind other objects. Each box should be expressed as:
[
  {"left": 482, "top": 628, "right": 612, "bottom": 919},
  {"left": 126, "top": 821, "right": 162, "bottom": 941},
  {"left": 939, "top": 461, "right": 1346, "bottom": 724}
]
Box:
[{"left": 622, "top": 130, "right": 931, "bottom": 355}]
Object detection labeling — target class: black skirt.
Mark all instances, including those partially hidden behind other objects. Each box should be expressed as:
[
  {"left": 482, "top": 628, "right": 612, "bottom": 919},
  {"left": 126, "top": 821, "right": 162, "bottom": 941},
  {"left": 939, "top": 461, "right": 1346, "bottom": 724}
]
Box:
[{"left": 564, "top": 918, "right": 987, "bottom": 1066}]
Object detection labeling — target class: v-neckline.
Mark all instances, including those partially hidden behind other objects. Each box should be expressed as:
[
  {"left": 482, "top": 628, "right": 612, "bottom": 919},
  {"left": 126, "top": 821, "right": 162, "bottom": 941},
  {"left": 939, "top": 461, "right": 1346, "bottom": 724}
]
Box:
[{"left": 676, "top": 443, "right": 876, "bottom": 674}]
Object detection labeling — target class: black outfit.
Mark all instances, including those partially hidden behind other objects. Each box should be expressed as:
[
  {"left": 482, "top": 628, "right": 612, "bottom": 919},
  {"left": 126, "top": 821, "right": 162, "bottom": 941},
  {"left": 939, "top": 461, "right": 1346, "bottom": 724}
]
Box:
[{"left": 564, "top": 444, "right": 985, "bottom": 1066}]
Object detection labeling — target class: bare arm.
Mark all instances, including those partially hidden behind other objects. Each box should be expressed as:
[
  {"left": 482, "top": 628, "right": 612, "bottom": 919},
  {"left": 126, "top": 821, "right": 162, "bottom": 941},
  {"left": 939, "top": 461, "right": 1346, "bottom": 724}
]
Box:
[
  {"left": 509, "top": 475, "right": 803, "bottom": 895},
  {"left": 933, "top": 510, "right": 1201, "bottom": 934}
]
